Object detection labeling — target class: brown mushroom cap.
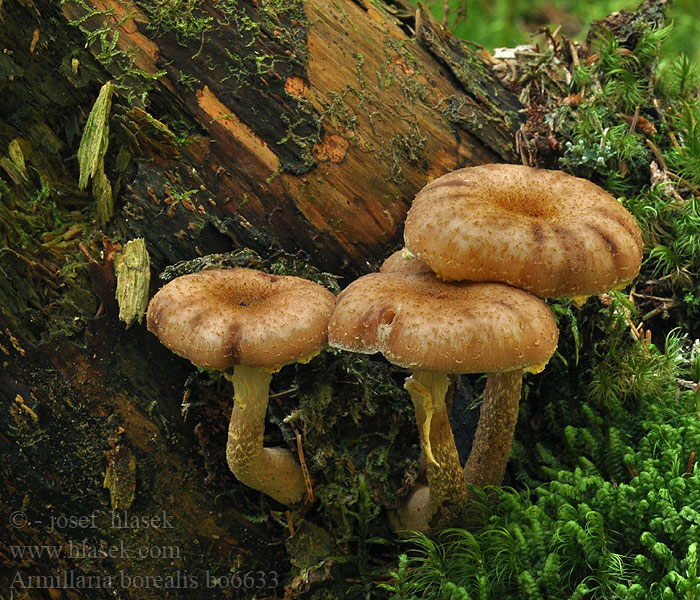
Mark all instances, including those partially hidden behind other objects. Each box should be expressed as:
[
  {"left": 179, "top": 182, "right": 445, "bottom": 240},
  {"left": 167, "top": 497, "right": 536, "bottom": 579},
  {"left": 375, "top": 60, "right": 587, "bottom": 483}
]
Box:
[
  {"left": 380, "top": 249, "right": 433, "bottom": 276},
  {"left": 147, "top": 268, "right": 336, "bottom": 371},
  {"left": 328, "top": 272, "right": 558, "bottom": 374},
  {"left": 404, "top": 164, "right": 643, "bottom": 298}
]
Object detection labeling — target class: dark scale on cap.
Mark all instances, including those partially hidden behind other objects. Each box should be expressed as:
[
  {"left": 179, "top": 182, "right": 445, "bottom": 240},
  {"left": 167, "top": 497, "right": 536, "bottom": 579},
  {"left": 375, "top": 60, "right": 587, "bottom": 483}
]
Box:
[
  {"left": 587, "top": 223, "right": 619, "bottom": 255},
  {"left": 595, "top": 204, "right": 644, "bottom": 247},
  {"left": 532, "top": 222, "right": 545, "bottom": 246},
  {"left": 222, "top": 323, "right": 243, "bottom": 363}
]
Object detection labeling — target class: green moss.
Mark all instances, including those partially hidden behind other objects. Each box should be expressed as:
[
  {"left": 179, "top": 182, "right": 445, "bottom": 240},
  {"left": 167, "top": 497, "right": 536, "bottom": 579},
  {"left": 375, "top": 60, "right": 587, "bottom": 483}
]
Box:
[
  {"left": 0, "top": 158, "right": 97, "bottom": 344},
  {"left": 379, "top": 127, "right": 428, "bottom": 185},
  {"left": 550, "top": 19, "right": 700, "bottom": 330},
  {"left": 388, "top": 406, "right": 700, "bottom": 599},
  {"left": 158, "top": 248, "right": 340, "bottom": 293},
  {"left": 144, "top": 0, "right": 214, "bottom": 43},
  {"left": 62, "top": 0, "right": 166, "bottom": 105}
]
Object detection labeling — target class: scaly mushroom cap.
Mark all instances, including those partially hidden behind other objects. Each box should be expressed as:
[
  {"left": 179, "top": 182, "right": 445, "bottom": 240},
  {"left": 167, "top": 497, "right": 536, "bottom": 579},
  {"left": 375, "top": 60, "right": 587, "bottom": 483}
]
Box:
[
  {"left": 404, "top": 164, "right": 643, "bottom": 298},
  {"left": 328, "top": 272, "right": 558, "bottom": 374},
  {"left": 380, "top": 249, "right": 433, "bottom": 276},
  {"left": 147, "top": 268, "right": 336, "bottom": 371}
]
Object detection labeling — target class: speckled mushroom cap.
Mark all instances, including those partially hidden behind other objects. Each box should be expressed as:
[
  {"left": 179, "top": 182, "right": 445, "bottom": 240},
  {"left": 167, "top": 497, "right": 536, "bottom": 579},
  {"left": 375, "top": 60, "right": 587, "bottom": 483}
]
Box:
[
  {"left": 380, "top": 249, "right": 434, "bottom": 276},
  {"left": 328, "top": 272, "right": 558, "bottom": 374},
  {"left": 147, "top": 268, "right": 336, "bottom": 371},
  {"left": 404, "top": 164, "right": 643, "bottom": 298}
]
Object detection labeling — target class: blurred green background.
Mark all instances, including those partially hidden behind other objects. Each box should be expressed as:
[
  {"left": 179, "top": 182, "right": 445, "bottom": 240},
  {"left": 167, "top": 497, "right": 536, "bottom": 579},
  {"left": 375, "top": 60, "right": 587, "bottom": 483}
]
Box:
[{"left": 428, "top": 0, "right": 700, "bottom": 61}]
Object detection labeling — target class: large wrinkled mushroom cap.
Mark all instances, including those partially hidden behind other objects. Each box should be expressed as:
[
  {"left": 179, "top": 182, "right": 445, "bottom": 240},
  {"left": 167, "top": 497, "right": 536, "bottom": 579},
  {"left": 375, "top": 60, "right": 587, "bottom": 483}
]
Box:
[
  {"left": 147, "top": 268, "right": 336, "bottom": 371},
  {"left": 404, "top": 164, "right": 643, "bottom": 298},
  {"left": 329, "top": 272, "right": 558, "bottom": 374}
]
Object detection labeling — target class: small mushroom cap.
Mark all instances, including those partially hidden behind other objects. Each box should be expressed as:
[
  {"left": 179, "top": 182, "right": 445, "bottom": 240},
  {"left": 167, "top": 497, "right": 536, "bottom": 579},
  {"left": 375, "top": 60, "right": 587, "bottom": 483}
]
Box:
[
  {"left": 328, "top": 272, "right": 559, "bottom": 374},
  {"left": 404, "top": 164, "right": 643, "bottom": 298},
  {"left": 380, "top": 249, "right": 434, "bottom": 276},
  {"left": 147, "top": 268, "right": 336, "bottom": 371}
]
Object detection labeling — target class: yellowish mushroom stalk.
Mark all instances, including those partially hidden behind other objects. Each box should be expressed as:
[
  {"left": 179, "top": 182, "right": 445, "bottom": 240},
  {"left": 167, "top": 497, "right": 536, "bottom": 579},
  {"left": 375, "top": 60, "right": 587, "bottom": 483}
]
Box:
[
  {"left": 404, "top": 375, "right": 439, "bottom": 467},
  {"left": 225, "top": 365, "right": 306, "bottom": 505},
  {"left": 463, "top": 370, "right": 523, "bottom": 491},
  {"left": 404, "top": 370, "right": 468, "bottom": 517}
]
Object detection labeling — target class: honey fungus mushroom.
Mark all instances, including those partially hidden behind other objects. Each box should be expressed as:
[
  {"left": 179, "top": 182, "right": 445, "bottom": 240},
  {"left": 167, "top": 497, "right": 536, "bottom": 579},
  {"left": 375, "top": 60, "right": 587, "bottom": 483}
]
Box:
[
  {"left": 328, "top": 272, "right": 559, "bottom": 531},
  {"left": 147, "top": 268, "right": 336, "bottom": 504},
  {"left": 404, "top": 164, "right": 643, "bottom": 301}
]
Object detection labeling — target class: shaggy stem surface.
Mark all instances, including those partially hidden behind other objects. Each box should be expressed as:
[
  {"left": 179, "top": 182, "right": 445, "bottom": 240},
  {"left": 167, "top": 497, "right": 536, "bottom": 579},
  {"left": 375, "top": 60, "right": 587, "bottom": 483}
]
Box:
[
  {"left": 398, "top": 370, "right": 468, "bottom": 531},
  {"left": 225, "top": 365, "right": 306, "bottom": 504},
  {"left": 463, "top": 369, "right": 522, "bottom": 490}
]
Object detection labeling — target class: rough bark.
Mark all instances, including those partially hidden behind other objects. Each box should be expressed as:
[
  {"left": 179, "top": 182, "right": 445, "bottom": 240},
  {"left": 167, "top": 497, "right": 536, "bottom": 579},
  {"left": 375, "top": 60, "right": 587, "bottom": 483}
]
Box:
[
  {"left": 58, "top": 0, "right": 521, "bottom": 275},
  {"left": 0, "top": 0, "right": 523, "bottom": 596}
]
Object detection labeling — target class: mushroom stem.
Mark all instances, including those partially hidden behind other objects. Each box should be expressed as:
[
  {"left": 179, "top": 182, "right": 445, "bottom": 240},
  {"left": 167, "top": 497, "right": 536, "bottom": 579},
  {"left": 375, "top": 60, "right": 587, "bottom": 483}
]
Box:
[
  {"left": 463, "top": 369, "right": 522, "bottom": 490},
  {"left": 225, "top": 365, "right": 307, "bottom": 504},
  {"left": 405, "top": 370, "right": 468, "bottom": 522}
]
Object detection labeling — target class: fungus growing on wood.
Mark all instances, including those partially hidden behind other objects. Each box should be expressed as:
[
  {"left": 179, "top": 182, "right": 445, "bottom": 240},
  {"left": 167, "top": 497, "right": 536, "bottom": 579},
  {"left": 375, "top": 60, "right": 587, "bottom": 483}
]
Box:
[
  {"left": 404, "top": 163, "right": 643, "bottom": 301},
  {"left": 328, "top": 272, "right": 558, "bottom": 531},
  {"left": 147, "top": 267, "right": 335, "bottom": 504}
]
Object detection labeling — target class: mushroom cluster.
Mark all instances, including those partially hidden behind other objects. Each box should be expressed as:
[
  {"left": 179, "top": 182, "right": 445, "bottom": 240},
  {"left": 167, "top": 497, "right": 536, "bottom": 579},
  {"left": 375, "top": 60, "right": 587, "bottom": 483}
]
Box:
[
  {"left": 145, "top": 163, "right": 642, "bottom": 534},
  {"left": 330, "top": 163, "right": 642, "bottom": 531},
  {"left": 329, "top": 271, "right": 559, "bottom": 530}
]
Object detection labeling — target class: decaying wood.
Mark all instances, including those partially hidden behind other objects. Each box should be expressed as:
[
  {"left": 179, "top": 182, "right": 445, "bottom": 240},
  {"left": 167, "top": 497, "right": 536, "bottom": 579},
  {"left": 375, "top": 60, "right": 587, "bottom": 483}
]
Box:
[
  {"left": 0, "top": 0, "right": 523, "bottom": 595},
  {"left": 59, "top": 0, "right": 522, "bottom": 274}
]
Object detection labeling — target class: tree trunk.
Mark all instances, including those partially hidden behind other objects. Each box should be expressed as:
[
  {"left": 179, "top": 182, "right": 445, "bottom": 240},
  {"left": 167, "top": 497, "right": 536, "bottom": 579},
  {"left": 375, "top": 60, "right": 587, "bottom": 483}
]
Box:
[
  {"left": 0, "top": 0, "right": 522, "bottom": 596},
  {"left": 58, "top": 0, "right": 521, "bottom": 275}
]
